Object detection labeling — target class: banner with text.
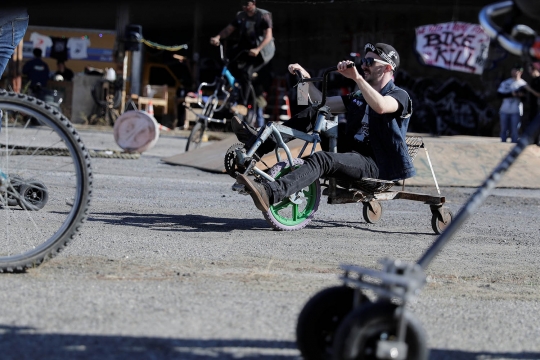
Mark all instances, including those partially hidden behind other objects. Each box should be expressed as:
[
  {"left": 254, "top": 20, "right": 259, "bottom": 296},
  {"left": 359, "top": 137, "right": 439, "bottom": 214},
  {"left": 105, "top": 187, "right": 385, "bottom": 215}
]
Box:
[{"left": 415, "top": 22, "right": 490, "bottom": 75}]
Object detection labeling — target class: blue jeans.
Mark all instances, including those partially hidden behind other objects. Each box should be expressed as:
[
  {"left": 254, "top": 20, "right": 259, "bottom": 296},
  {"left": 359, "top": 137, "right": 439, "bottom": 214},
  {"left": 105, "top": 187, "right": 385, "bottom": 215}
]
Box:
[
  {"left": 256, "top": 106, "right": 265, "bottom": 128},
  {"left": 0, "top": 13, "right": 29, "bottom": 77},
  {"left": 499, "top": 112, "right": 521, "bottom": 143}
]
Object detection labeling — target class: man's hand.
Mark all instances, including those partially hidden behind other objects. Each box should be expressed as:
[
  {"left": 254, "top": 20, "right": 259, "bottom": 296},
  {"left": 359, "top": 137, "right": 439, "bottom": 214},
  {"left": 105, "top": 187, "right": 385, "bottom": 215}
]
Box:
[
  {"left": 249, "top": 48, "right": 260, "bottom": 57},
  {"left": 337, "top": 60, "right": 361, "bottom": 80},
  {"left": 210, "top": 36, "right": 220, "bottom": 46},
  {"left": 287, "top": 63, "right": 310, "bottom": 79}
]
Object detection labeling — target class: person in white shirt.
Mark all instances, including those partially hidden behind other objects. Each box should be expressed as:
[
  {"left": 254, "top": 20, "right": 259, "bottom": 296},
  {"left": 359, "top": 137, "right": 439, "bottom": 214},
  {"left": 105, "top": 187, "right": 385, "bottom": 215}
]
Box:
[{"left": 497, "top": 64, "right": 527, "bottom": 142}]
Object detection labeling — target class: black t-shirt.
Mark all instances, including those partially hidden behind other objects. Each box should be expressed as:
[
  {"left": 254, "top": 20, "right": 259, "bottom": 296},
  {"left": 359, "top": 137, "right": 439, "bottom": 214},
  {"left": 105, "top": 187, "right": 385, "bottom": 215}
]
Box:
[
  {"left": 50, "top": 37, "right": 68, "bottom": 62},
  {"left": 340, "top": 86, "right": 411, "bottom": 156},
  {"left": 231, "top": 9, "right": 272, "bottom": 50}
]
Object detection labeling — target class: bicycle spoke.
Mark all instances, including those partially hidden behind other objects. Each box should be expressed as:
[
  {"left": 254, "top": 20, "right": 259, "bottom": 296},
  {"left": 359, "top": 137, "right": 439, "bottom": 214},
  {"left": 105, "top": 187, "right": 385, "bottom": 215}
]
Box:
[
  {"left": 0, "top": 92, "right": 92, "bottom": 271},
  {"left": 273, "top": 200, "right": 291, "bottom": 212}
]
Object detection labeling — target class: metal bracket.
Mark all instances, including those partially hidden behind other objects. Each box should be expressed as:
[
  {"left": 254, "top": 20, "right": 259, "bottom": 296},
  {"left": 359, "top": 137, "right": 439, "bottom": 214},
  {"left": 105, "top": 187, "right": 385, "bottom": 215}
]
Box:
[{"left": 376, "top": 340, "right": 408, "bottom": 360}]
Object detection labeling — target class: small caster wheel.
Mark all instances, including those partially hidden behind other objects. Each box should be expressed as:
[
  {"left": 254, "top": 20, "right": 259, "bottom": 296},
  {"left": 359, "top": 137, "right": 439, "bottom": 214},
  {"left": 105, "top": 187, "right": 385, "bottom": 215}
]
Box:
[
  {"left": 333, "top": 302, "right": 429, "bottom": 360},
  {"left": 18, "top": 179, "right": 48, "bottom": 211},
  {"left": 431, "top": 207, "right": 453, "bottom": 234},
  {"left": 296, "top": 286, "right": 367, "bottom": 360},
  {"left": 362, "top": 200, "right": 383, "bottom": 224}
]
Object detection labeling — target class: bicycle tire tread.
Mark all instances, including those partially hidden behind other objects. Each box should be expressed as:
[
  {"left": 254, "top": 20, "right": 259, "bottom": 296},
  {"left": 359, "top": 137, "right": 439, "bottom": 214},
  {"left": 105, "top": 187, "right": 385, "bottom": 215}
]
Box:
[{"left": 0, "top": 90, "right": 93, "bottom": 272}]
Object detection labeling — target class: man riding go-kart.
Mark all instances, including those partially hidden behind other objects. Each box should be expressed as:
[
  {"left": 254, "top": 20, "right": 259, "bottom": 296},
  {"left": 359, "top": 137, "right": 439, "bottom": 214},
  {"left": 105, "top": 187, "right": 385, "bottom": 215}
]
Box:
[{"left": 231, "top": 42, "right": 415, "bottom": 213}]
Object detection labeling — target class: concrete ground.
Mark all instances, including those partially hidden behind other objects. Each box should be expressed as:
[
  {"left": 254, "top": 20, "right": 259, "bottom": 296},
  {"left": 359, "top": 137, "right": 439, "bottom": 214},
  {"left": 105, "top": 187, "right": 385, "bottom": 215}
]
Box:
[{"left": 0, "top": 128, "right": 538, "bottom": 360}]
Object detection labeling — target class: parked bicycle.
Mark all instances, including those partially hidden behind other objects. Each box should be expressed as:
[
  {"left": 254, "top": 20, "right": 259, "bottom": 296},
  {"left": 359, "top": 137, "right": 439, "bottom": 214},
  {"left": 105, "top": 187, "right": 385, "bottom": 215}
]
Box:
[
  {"left": 185, "top": 43, "right": 258, "bottom": 152},
  {"left": 0, "top": 90, "right": 93, "bottom": 272}
]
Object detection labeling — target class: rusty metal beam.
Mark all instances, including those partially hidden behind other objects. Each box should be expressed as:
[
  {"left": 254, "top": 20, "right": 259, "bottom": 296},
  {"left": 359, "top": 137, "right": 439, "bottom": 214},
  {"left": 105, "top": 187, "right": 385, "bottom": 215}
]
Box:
[{"left": 327, "top": 190, "right": 445, "bottom": 205}]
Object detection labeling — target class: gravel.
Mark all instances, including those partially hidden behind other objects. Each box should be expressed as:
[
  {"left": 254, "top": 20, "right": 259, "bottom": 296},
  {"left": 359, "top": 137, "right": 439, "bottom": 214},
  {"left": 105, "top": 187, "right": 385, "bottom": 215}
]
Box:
[{"left": 0, "top": 129, "right": 538, "bottom": 359}]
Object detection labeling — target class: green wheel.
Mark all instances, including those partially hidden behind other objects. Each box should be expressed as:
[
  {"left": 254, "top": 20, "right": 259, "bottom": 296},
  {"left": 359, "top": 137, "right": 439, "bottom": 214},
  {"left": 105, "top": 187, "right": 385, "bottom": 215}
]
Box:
[{"left": 263, "top": 158, "right": 320, "bottom": 231}]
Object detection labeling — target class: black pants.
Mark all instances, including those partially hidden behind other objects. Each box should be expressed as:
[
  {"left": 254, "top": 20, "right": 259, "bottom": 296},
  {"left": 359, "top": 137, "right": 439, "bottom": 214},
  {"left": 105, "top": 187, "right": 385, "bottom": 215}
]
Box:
[
  {"left": 267, "top": 151, "right": 378, "bottom": 203},
  {"left": 229, "top": 50, "right": 267, "bottom": 101},
  {"left": 258, "top": 107, "right": 379, "bottom": 204}
]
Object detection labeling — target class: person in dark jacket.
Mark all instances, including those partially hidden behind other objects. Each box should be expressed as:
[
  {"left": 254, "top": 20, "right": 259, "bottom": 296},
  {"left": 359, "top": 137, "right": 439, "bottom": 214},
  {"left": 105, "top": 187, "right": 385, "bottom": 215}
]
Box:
[
  {"left": 23, "top": 48, "right": 50, "bottom": 93},
  {"left": 233, "top": 42, "right": 415, "bottom": 212}
]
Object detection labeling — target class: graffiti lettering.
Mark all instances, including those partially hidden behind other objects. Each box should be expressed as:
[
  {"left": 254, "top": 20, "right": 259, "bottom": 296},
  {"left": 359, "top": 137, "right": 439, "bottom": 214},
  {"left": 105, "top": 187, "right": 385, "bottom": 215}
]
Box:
[
  {"left": 424, "top": 32, "right": 475, "bottom": 49},
  {"left": 415, "top": 22, "right": 490, "bottom": 74},
  {"left": 431, "top": 46, "right": 476, "bottom": 72}
]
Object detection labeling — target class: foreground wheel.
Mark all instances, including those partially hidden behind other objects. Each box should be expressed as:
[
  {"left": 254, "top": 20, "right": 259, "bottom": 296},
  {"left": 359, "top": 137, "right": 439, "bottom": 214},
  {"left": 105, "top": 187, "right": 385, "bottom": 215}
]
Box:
[
  {"left": 263, "top": 158, "right": 321, "bottom": 231},
  {"left": 362, "top": 201, "right": 383, "bottom": 224},
  {"left": 297, "top": 286, "right": 366, "bottom": 360},
  {"left": 431, "top": 207, "right": 453, "bottom": 235},
  {"left": 0, "top": 91, "right": 92, "bottom": 272},
  {"left": 17, "top": 180, "right": 49, "bottom": 211},
  {"left": 185, "top": 121, "right": 206, "bottom": 152},
  {"left": 333, "top": 302, "right": 429, "bottom": 360}
]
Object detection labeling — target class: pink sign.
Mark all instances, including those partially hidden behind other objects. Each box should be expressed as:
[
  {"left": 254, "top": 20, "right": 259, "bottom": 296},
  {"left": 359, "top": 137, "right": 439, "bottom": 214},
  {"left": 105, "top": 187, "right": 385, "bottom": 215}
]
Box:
[{"left": 415, "top": 22, "right": 490, "bottom": 74}]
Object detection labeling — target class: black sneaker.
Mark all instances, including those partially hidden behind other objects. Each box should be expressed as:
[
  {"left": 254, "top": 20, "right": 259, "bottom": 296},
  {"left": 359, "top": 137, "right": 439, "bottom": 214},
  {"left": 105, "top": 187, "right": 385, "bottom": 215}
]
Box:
[{"left": 231, "top": 116, "right": 258, "bottom": 144}]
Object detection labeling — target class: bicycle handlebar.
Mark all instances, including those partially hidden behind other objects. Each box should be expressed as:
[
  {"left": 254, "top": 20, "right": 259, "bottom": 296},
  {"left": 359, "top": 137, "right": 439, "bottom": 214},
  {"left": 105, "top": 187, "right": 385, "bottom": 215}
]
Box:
[
  {"left": 217, "top": 42, "right": 252, "bottom": 65},
  {"left": 479, "top": 0, "right": 540, "bottom": 59},
  {"left": 293, "top": 64, "right": 354, "bottom": 109}
]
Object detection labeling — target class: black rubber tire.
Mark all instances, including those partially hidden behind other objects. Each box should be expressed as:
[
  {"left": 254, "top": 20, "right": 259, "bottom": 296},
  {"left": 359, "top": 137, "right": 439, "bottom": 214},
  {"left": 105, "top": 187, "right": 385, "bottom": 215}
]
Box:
[
  {"left": 332, "top": 302, "right": 429, "bottom": 360},
  {"left": 185, "top": 121, "right": 206, "bottom": 152},
  {"left": 362, "top": 201, "right": 383, "bottom": 224},
  {"left": 17, "top": 180, "right": 49, "bottom": 211},
  {"left": 297, "top": 286, "right": 365, "bottom": 360},
  {"left": 234, "top": 83, "right": 258, "bottom": 127},
  {"left": 0, "top": 90, "right": 93, "bottom": 272},
  {"left": 91, "top": 79, "right": 122, "bottom": 109},
  {"left": 431, "top": 207, "right": 453, "bottom": 235}
]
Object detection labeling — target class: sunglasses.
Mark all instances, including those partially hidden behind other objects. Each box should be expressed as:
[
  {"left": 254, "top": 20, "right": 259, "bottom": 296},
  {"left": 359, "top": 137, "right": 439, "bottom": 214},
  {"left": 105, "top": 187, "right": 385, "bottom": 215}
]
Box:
[{"left": 360, "top": 57, "right": 393, "bottom": 69}]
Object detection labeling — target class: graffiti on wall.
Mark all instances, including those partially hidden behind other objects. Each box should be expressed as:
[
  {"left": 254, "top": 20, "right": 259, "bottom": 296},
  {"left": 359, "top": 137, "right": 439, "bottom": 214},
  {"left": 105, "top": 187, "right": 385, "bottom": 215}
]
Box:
[{"left": 395, "top": 71, "right": 496, "bottom": 136}]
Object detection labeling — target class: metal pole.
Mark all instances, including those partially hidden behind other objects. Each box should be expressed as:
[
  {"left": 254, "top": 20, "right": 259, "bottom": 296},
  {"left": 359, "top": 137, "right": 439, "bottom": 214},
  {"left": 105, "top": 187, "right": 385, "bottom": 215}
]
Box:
[{"left": 417, "top": 114, "right": 540, "bottom": 269}]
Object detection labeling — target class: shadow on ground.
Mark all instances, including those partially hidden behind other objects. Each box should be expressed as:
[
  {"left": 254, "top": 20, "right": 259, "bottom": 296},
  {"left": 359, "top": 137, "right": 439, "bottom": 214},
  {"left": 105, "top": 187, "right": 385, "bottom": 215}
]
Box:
[
  {"left": 88, "top": 212, "right": 435, "bottom": 235},
  {"left": 0, "top": 326, "right": 537, "bottom": 360},
  {"left": 430, "top": 348, "right": 540, "bottom": 359},
  {"left": 87, "top": 212, "right": 270, "bottom": 232}
]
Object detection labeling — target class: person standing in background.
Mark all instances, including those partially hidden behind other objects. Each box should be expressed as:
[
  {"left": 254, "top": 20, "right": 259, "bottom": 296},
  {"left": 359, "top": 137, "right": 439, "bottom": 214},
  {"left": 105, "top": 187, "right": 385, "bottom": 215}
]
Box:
[
  {"left": 497, "top": 64, "right": 527, "bottom": 143},
  {"left": 54, "top": 60, "right": 74, "bottom": 81},
  {"left": 22, "top": 48, "right": 50, "bottom": 96}
]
